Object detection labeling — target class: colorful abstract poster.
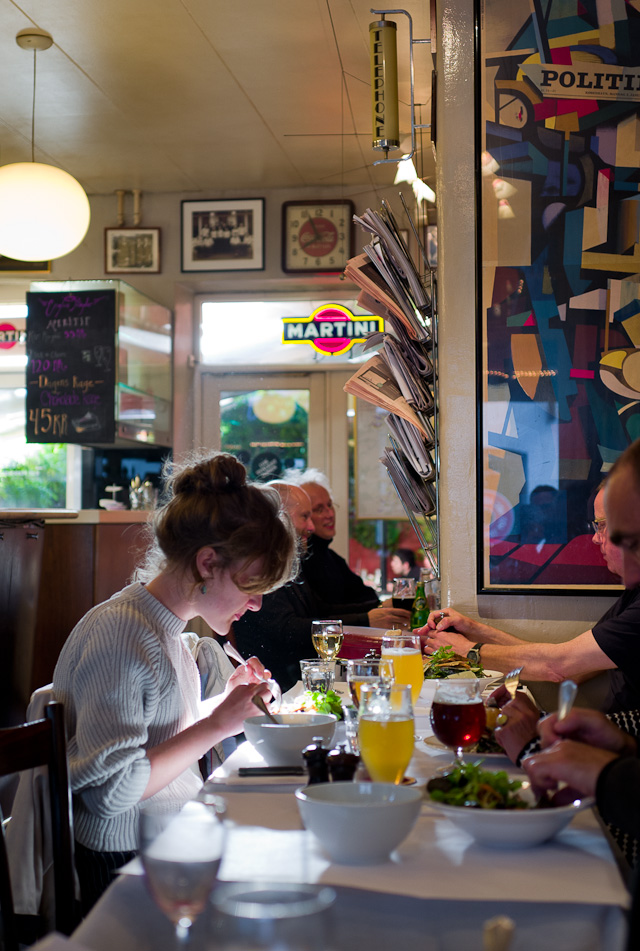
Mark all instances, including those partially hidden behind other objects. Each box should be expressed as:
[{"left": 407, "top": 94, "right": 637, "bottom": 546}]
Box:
[{"left": 478, "top": 0, "right": 640, "bottom": 591}]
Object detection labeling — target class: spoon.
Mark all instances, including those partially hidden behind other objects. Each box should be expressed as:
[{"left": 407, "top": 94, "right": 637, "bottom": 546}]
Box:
[
  {"left": 557, "top": 679, "right": 578, "bottom": 721},
  {"left": 223, "top": 639, "right": 282, "bottom": 712},
  {"left": 251, "top": 694, "right": 280, "bottom": 724}
]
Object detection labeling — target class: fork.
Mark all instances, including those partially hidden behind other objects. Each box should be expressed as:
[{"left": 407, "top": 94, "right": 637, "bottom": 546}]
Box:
[{"left": 494, "top": 666, "right": 523, "bottom": 725}]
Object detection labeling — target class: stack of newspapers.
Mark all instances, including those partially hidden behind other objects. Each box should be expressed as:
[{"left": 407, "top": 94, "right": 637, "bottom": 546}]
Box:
[{"left": 344, "top": 200, "right": 437, "bottom": 534}]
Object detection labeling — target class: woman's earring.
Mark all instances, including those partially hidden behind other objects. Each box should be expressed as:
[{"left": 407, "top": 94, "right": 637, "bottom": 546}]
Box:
[{"left": 200, "top": 582, "right": 207, "bottom": 595}]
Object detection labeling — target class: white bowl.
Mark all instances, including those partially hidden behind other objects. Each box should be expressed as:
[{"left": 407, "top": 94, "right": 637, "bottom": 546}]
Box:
[
  {"left": 243, "top": 713, "right": 336, "bottom": 767},
  {"left": 295, "top": 781, "right": 423, "bottom": 864},
  {"left": 421, "top": 671, "right": 503, "bottom": 705},
  {"left": 430, "top": 789, "right": 594, "bottom": 848}
]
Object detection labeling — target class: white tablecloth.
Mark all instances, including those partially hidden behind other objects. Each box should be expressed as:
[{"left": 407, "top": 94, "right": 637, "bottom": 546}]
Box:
[{"left": 72, "top": 689, "right": 631, "bottom": 951}]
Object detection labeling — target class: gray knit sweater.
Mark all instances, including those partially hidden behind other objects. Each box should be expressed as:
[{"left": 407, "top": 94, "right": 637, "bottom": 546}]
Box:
[{"left": 53, "top": 583, "right": 203, "bottom": 852}]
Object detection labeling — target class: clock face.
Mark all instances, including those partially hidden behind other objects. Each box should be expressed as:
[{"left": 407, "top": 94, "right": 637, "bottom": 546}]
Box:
[{"left": 282, "top": 200, "right": 354, "bottom": 273}]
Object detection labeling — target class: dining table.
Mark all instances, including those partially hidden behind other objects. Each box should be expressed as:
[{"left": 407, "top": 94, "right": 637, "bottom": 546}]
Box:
[{"left": 72, "top": 677, "right": 631, "bottom": 951}]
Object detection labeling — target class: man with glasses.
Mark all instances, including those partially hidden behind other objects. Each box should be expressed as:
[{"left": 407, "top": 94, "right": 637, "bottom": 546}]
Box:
[
  {"left": 288, "top": 468, "right": 382, "bottom": 607},
  {"left": 421, "top": 479, "right": 640, "bottom": 717}
]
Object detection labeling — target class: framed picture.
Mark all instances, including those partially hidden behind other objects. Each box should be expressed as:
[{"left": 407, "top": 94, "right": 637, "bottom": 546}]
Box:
[
  {"left": 105, "top": 227, "right": 161, "bottom": 274},
  {"left": 0, "top": 254, "right": 50, "bottom": 273},
  {"left": 476, "top": 0, "right": 635, "bottom": 594},
  {"left": 181, "top": 198, "right": 264, "bottom": 272}
]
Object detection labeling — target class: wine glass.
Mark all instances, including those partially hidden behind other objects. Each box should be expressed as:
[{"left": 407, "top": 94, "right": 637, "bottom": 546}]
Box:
[
  {"left": 358, "top": 682, "right": 414, "bottom": 784},
  {"left": 381, "top": 632, "right": 424, "bottom": 706},
  {"left": 391, "top": 577, "right": 416, "bottom": 610},
  {"left": 139, "top": 799, "right": 226, "bottom": 946},
  {"left": 429, "top": 679, "right": 486, "bottom": 765},
  {"left": 311, "top": 620, "right": 343, "bottom": 661}
]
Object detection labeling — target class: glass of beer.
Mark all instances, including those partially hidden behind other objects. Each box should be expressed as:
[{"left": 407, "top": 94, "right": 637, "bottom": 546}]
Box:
[
  {"left": 311, "top": 620, "right": 343, "bottom": 662},
  {"left": 430, "top": 679, "right": 486, "bottom": 764},
  {"left": 391, "top": 577, "right": 416, "bottom": 610},
  {"left": 346, "top": 657, "right": 394, "bottom": 707},
  {"left": 358, "top": 682, "right": 414, "bottom": 784},
  {"left": 381, "top": 633, "right": 424, "bottom": 705}
]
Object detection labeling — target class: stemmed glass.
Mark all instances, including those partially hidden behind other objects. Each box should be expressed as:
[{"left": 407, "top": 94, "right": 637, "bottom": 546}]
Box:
[
  {"left": 358, "top": 682, "right": 415, "bottom": 784},
  {"left": 311, "top": 620, "right": 343, "bottom": 662},
  {"left": 139, "top": 799, "right": 226, "bottom": 947},
  {"left": 429, "top": 680, "right": 486, "bottom": 765}
]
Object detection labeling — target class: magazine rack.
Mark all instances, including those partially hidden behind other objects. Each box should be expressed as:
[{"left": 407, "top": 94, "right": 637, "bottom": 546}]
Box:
[{"left": 345, "top": 199, "right": 439, "bottom": 581}]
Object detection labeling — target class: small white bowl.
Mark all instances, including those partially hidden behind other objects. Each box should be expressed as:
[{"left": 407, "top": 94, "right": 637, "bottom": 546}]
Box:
[
  {"left": 295, "top": 781, "right": 423, "bottom": 864},
  {"left": 243, "top": 713, "right": 336, "bottom": 767},
  {"left": 430, "top": 788, "right": 594, "bottom": 848}
]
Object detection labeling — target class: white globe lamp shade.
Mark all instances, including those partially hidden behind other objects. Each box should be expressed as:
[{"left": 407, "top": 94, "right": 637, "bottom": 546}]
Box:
[{"left": 0, "top": 162, "right": 91, "bottom": 261}]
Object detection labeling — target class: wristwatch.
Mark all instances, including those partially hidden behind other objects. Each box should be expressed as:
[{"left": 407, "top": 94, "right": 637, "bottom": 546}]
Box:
[{"left": 466, "top": 643, "right": 483, "bottom": 665}]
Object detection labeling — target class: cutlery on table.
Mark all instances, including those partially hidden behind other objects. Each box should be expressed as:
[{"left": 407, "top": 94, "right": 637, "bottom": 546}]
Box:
[
  {"left": 557, "top": 679, "right": 578, "bottom": 721},
  {"left": 251, "top": 694, "right": 280, "bottom": 724},
  {"left": 494, "top": 666, "right": 524, "bottom": 726}
]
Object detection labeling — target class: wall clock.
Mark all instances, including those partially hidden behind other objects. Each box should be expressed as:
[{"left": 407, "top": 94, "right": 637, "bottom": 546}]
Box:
[{"left": 282, "top": 199, "right": 355, "bottom": 274}]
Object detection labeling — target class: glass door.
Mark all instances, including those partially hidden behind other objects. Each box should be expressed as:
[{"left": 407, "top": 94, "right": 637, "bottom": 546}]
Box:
[{"left": 199, "top": 372, "right": 326, "bottom": 482}]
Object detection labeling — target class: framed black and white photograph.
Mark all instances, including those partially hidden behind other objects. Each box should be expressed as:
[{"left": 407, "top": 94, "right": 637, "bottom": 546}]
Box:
[
  {"left": 181, "top": 198, "right": 264, "bottom": 272},
  {"left": 105, "top": 227, "right": 161, "bottom": 274}
]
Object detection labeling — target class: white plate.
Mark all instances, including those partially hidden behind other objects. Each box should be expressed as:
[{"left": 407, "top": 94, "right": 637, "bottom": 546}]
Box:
[{"left": 422, "top": 734, "right": 511, "bottom": 761}]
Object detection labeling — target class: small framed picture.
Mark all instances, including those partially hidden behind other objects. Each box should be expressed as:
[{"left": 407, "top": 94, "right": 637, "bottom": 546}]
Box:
[
  {"left": 181, "top": 198, "right": 264, "bottom": 272},
  {"left": 105, "top": 227, "right": 161, "bottom": 274}
]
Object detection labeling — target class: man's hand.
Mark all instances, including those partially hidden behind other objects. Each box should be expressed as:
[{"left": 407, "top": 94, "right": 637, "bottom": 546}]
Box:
[
  {"left": 538, "top": 708, "right": 637, "bottom": 757},
  {"left": 491, "top": 690, "right": 541, "bottom": 763},
  {"left": 368, "top": 606, "right": 412, "bottom": 629},
  {"left": 523, "top": 740, "right": 619, "bottom": 799}
]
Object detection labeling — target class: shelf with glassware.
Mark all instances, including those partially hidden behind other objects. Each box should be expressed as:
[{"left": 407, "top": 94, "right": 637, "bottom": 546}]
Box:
[{"left": 343, "top": 200, "right": 439, "bottom": 580}]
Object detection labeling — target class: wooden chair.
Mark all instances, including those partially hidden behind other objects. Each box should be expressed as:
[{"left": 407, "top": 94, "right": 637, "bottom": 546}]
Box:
[{"left": 0, "top": 701, "right": 76, "bottom": 951}]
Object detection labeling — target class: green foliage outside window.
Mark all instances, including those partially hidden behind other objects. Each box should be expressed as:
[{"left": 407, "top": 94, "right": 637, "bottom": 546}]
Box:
[{"left": 0, "top": 444, "right": 67, "bottom": 508}]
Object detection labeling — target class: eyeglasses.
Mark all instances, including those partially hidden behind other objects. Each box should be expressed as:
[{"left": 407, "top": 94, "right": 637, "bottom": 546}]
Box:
[
  {"left": 591, "top": 518, "right": 607, "bottom": 536},
  {"left": 312, "top": 501, "right": 335, "bottom": 516}
]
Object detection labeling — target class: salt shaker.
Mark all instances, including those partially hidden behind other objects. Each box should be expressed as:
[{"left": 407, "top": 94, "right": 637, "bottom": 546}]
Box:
[{"left": 327, "top": 743, "right": 360, "bottom": 782}]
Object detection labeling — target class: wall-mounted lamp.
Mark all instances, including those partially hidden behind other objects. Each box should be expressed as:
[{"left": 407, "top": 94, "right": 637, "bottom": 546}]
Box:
[
  {"left": 0, "top": 28, "right": 90, "bottom": 262},
  {"left": 369, "top": 8, "right": 431, "bottom": 166}
]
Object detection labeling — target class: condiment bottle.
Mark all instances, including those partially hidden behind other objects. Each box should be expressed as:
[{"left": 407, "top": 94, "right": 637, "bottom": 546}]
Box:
[
  {"left": 327, "top": 743, "right": 360, "bottom": 782},
  {"left": 302, "top": 736, "right": 330, "bottom": 785}
]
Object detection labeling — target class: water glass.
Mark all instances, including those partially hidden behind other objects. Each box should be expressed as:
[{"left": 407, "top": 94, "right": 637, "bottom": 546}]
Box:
[
  {"left": 139, "top": 799, "right": 226, "bottom": 945},
  {"left": 345, "top": 657, "right": 394, "bottom": 707},
  {"left": 299, "top": 658, "right": 335, "bottom": 693},
  {"left": 341, "top": 704, "right": 360, "bottom": 755},
  {"left": 211, "top": 881, "right": 336, "bottom": 951},
  {"left": 358, "top": 682, "right": 414, "bottom": 784}
]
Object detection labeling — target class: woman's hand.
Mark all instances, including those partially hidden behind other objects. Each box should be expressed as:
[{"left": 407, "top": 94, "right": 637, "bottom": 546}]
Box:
[
  {"left": 210, "top": 682, "right": 270, "bottom": 738},
  {"left": 523, "top": 739, "right": 619, "bottom": 799},
  {"left": 225, "top": 655, "right": 271, "bottom": 690}
]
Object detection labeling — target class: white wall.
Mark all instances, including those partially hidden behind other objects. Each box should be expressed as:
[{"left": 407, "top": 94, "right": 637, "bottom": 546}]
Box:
[{"left": 435, "top": 0, "right": 614, "bottom": 709}]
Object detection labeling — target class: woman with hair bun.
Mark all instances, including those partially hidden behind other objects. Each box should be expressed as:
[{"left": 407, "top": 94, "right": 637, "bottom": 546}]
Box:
[{"left": 53, "top": 452, "right": 297, "bottom": 912}]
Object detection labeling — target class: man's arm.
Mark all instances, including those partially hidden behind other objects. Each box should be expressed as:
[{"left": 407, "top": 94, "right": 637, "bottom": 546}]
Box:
[{"left": 423, "top": 619, "right": 614, "bottom": 682}]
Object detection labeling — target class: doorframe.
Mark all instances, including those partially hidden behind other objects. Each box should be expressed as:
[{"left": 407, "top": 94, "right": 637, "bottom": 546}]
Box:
[{"left": 195, "top": 365, "right": 352, "bottom": 559}]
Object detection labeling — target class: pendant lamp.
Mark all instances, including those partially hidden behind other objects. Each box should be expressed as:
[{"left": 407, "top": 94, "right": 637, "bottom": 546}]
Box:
[{"left": 0, "top": 28, "right": 90, "bottom": 262}]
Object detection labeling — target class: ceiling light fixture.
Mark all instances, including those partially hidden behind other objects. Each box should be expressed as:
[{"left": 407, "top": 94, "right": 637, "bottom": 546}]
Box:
[{"left": 0, "top": 28, "right": 90, "bottom": 262}]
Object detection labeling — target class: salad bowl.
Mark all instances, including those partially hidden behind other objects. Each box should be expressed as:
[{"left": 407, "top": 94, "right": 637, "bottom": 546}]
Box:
[{"left": 243, "top": 713, "right": 336, "bottom": 766}]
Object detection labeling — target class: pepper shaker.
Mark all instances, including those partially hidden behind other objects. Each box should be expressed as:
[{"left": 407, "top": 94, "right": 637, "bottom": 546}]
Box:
[{"left": 302, "top": 736, "right": 330, "bottom": 785}]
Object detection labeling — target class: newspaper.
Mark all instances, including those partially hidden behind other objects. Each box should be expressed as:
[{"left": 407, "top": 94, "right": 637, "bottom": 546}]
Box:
[{"left": 343, "top": 354, "right": 432, "bottom": 441}]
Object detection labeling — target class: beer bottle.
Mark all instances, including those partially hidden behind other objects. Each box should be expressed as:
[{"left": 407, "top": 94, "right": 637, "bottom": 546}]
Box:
[{"left": 410, "top": 581, "right": 428, "bottom": 630}]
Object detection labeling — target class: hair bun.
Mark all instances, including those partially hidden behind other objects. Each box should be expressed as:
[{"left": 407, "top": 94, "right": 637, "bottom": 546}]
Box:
[{"left": 174, "top": 453, "right": 247, "bottom": 497}]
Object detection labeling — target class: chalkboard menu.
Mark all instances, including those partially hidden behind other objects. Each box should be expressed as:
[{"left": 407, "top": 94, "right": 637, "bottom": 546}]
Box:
[{"left": 26, "top": 290, "right": 116, "bottom": 444}]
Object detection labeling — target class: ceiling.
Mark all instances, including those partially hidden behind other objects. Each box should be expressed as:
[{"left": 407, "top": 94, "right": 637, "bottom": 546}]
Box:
[{"left": 0, "top": 0, "right": 434, "bottom": 202}]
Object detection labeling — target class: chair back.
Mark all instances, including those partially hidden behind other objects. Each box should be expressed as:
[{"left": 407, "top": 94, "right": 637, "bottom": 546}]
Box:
[{"left": 0, "top": 701, "right": 75, "bottom": 951}]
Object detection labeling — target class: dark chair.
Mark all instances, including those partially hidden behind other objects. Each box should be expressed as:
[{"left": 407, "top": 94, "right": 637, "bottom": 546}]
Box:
[{"left": 0, "top": 701, "right": 76, "bottom": 951}]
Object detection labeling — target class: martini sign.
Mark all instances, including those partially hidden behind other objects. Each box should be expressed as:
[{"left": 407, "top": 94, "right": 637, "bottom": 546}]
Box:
[{"left": 282, "top": 304, "right": 383, "bottom": 356}]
